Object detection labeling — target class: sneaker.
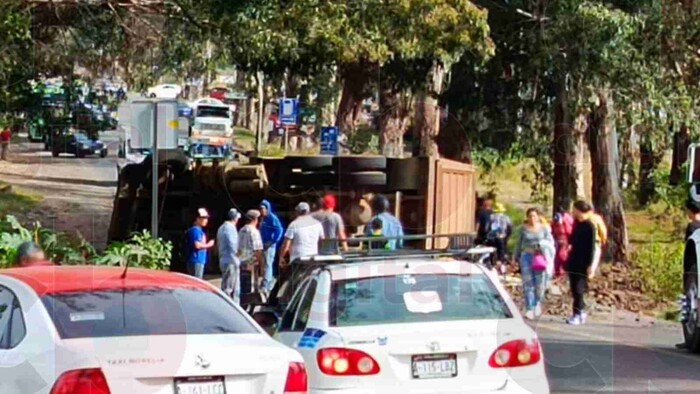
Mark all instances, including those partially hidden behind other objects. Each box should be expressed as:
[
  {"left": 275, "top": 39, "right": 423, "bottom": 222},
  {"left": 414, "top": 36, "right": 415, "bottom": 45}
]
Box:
[
  {"left": 580, "top": 312, "right": 587, "bottom": 324},
  {"left": 524, "top": 310, "right": 535, "bottom": 320},
  {"left": 534, "top": 304, "right": 543, "bottom": 317},
  {"left": 566, "top": 315, "right": 582, "bottom": 325}
]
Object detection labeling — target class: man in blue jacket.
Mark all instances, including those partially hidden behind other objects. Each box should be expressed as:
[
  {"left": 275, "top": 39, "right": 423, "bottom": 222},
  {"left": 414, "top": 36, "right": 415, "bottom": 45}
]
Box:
[{"left": 259, "top": 200, "right": 284, "bottom": 292}]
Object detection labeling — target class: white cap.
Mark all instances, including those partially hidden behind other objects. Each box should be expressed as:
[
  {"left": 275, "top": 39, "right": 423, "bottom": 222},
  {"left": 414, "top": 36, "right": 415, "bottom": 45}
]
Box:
[
  {"left": 197, "top": 208, "right": 210, "bottom": 218},
  {"left": 295, "top": 202, "right": 310, "bottom": 213}
]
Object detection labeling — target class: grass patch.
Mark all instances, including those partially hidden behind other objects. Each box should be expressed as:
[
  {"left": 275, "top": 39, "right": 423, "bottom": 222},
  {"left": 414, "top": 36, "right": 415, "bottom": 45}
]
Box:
[
  {"left": 234, "top": 127, "right": 255, "bottom": 150},
  {"left": 0, "top": 183, "right": 41, "bottom": 218}
]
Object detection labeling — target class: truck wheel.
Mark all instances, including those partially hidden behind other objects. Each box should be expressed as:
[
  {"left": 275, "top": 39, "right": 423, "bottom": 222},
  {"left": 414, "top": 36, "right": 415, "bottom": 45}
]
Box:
[
  {"left": 284, "top": 156, "right": 333, "bottom": 171},
  {"left": 339, "top": 171, "right": 387, "bottom": 187},
  {"left": 683, "top": 265, "right": 700, "bottom": 353},
  {"left": 334, "top": 156, "right": 387, "bottom": 172}
]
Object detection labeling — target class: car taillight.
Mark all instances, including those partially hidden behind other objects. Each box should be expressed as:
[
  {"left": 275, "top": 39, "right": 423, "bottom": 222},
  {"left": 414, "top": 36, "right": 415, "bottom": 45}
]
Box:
[
  {"left": 284, "top": 362, "right": 308, "bottom": 394},
  {"left": 50, "top": 368, "right": 111, "bottom": 394},
  {"left": 317, "top": 348, "right": 381, "bottom": 376},
  {"left": 488, "top": 339, "right": 542, "bottom": 368}
]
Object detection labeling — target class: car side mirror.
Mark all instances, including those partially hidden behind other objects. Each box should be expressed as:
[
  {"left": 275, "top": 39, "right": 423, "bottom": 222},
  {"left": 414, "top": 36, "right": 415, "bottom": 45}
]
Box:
[{"left": 252, "top": 311, "right": 279, "bottom": 336}]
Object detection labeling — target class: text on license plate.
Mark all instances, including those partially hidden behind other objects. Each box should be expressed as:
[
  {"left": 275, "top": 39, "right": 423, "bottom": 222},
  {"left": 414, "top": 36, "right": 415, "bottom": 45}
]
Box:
[
  {"left": 174, "top": 378, "right": 226, "bottom": 394},
  {"left": 412, "top": 354, "right": 457, "bottom": 379}
]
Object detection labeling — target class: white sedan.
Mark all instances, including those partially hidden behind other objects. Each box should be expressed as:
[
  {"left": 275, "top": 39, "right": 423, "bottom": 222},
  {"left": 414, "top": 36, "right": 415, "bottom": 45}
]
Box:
[
  {"left": 146, "top": 84, "right": 182, "bottom": 99},
  {"left": 0, "top": 266, "right": 307, "bottom": 394},
  {"left": 262, "top": 257, "right": 549, "bottom": 394}
]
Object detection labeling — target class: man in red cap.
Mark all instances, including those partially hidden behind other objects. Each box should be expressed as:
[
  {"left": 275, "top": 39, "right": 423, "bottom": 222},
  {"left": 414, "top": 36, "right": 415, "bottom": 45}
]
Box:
[{"left": 312, "top": 194, "right": 348, "bottom": 252}]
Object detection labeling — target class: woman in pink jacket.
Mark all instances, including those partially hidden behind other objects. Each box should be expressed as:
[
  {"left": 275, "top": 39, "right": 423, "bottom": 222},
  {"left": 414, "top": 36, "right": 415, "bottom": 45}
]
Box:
[{"left": 551, "top": 206, "right": 575, "bottom": 277}]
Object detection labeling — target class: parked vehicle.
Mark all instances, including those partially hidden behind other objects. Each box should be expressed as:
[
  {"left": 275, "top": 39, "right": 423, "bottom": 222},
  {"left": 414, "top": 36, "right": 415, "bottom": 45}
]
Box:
[
  {"left": 146, "top": 84, "right": 182, "bottom": 99},
  {"left": 52, "top": 130, "right": 107, "bottom": 158},
  {"left": 0, "top": 266, "right": 308, "bottom": 394},
  {"left": 255, "top": 235, "right": 550, "bottom": 394}
]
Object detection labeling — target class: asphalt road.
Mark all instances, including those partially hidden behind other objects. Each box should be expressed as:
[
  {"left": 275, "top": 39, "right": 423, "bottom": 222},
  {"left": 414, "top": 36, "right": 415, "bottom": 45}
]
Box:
[
  {"left": 0, "top": 130, "right": 121, "bottom": 249},
  {"left": 535, "top": 314, "right": 700, "bottom": 393}
]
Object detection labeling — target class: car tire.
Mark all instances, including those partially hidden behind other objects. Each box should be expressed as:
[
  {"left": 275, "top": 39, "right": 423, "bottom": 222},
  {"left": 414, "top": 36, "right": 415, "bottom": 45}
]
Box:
[
  {"left": 334, "top": 156, "right": 387, "bottom": 172},
  {"left": 100, "top": 149, "right": 108, "bottom": 158},
  {"left": 338, "top": 171, "right": 387, "bottom": 186},
  {"left": 284, "top": 156, "right": 333, "bottom": 171},
  {"left": 149, "top": 93, "right": 156, "bottom": 98},
  {"left": 52, "top": 149, "right": 59, "bottom": 158},
  {"left": 683, "top": 264, "right": 700, "bottom": 353}
]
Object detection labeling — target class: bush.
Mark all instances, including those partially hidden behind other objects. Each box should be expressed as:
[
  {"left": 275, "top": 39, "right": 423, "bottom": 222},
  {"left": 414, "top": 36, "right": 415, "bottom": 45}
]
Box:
[
  {"left": 0, "top": 216, "right": 94, "bottom": 268},
  {"left": 346, "top": 126, "right": 379, "bottom": 154},
  {"left": 96, "top": 230, "right": 172, "bottom": 270},
  {"left": 631, "top": 241, "right": 684, "bottom": 302}
]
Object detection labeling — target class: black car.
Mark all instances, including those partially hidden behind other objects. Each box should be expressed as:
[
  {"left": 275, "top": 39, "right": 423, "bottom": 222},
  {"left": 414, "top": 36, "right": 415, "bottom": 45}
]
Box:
[{"left": 52, "top": 131, "right": 107, "bottom": 158}]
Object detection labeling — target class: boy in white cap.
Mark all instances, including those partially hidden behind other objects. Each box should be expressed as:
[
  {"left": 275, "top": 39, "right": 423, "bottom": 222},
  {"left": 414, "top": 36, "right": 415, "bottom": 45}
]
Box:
[
  {"left": 280, "top": 202, "right": 325, "bottom": 266},
  {"left": 186, "top": 208, "right": 214, "bottom": 279}
]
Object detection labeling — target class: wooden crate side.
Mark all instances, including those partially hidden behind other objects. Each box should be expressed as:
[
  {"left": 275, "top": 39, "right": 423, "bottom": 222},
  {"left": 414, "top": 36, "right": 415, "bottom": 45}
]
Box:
[{"left": 433, "top": 159, "right": 476, "bottom": 248}]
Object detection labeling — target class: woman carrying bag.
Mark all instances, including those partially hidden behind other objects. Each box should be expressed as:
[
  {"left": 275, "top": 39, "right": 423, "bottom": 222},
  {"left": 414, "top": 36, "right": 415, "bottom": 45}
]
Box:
[{"left": 513, "top": 208, "right": 555, "bottom": 320}]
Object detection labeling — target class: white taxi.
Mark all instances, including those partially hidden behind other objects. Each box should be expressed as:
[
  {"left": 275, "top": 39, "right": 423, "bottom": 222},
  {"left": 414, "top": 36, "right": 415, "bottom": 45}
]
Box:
[
  {"left": 0, "top": 266, "right": 307, "bottom": 394},
  {"left": 264, "top": 257, "right": 549, "bottom": 393}
]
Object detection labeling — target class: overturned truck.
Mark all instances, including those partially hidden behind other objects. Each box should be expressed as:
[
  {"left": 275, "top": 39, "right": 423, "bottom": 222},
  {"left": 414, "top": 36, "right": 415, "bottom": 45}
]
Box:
[{"left": 108, "top": 153, "right": 477, "bottom": 273}]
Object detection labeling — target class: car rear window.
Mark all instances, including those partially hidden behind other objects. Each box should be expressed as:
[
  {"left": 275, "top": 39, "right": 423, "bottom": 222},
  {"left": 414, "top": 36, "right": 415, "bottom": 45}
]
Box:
[
  {"left": 330, "top": 274, "right": 511, "bottom": 327},
  {"left": 42, "top": 288, "right": 257, "bottom": 339}
]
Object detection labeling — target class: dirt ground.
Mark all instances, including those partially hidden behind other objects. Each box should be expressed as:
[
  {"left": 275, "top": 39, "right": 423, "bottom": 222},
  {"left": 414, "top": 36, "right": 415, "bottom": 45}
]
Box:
[{"left": 0, "top": 134, "right": 120, "bottom": 250}]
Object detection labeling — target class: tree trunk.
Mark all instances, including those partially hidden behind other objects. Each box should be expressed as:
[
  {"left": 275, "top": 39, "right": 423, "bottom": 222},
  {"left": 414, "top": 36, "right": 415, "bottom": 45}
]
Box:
[
  {"left": 574, "top": 113, "right": 587, "bottom": 199},
  {"left": 379, "top": 85, "right": 411, "bottom": 157},
  {"left": 638, "top": 131, "right": 664, "bottom": 206},
  {"left": 255, "top": 70, "right": 265, "bottom": 153},
  {"left": 552, "top": 80, "right": 577, "bottom": 213},
  {"left": 336, "top": 62, "right": 372, "bottom": 135},
  {"left": 587, "top": 90, "right": 628, "bottom": 263},
  {"left": 670, "top": 123, "right": 691, "bottom": 185},
  {"left": 415, "top": 62, "right": 445, "bottom": 157}
]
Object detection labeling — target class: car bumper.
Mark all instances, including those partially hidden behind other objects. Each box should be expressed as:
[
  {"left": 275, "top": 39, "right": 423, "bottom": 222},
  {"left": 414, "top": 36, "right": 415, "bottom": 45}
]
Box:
[{"left": 310, "top": 378, "right": 549, "bottom": 394}]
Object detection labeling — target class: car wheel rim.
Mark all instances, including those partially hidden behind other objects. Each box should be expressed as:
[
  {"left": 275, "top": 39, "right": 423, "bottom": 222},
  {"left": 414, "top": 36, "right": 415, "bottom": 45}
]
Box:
[{"left": 685, "top": 284, "right": 698, "bottom": 334}]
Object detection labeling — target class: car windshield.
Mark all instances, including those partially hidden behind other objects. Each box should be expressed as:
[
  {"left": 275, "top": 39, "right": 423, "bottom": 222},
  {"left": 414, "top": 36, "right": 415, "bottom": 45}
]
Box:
[
  {"left": 330, "top": 274, "right": 511, "bottom": 327},
  {"left": 74, "top": 133, "right": 89, "bottom": 141},
  {"left": 42, "top": 288, "right": 257, "bottom": 339},
  {"left": 197, "top": 106, "right": 229, "bottom": 118}
]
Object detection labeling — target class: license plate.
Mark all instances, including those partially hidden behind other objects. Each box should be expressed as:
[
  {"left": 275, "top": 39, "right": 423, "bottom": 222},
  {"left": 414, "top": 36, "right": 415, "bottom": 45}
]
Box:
[
  {"left": 412, "top": 354, "right": 457, "bottom": 379},
  {"left": 94, "top": 150, "right": 100, "bottom": 154},
  {"left": 174, "top": 377, "right": 226, "bottom": 394}
]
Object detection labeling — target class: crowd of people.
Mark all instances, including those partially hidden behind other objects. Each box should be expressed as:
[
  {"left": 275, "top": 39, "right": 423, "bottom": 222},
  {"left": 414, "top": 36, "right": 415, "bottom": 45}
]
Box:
[
  {"left": 185, "top": 193, "right": 404, "bottom": 304},
  {"left": 475, "top": 195, "right": 608, "bottom": 325}
]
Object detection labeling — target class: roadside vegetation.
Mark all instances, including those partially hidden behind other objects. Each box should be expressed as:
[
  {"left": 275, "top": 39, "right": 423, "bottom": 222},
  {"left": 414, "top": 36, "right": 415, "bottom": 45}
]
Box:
[
  {"left": 0, "top": 216, "right": 172, "bottom": 270},
  {"left": 0, "top": 183, "right": 41, "bottom": 219}
]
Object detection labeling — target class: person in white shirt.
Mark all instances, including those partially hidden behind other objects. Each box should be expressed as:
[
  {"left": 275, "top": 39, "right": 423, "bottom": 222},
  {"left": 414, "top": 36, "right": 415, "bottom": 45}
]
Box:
[{"left": 280, "top": 202, "right": 324, "bottom": 266}]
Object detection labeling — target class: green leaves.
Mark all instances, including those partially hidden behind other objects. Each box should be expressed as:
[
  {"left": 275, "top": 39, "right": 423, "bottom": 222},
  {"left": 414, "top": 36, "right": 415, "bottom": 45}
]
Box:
[
  {"left": 0, "top": 216, "right": 171, "bottom": 270},
  {"left": 96, "top": 230, "right": 172, "bottom": 270}
]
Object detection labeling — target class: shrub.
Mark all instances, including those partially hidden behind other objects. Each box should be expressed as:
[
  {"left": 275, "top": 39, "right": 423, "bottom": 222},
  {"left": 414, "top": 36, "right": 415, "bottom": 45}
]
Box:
[
  {"left": 0, "top": 216, "right": 94, "bottom": 268},
  {"left": 96, "top": 230, "right": 172, "bottom": 270},
  {"left": 631, "top": 241, "right": 684, "bottom": 302}
]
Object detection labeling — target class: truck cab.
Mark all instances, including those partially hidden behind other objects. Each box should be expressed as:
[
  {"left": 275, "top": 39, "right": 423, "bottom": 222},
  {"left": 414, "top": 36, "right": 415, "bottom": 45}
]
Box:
[{"left": 191, "top": 98, "right": 234, "bottom": 143}]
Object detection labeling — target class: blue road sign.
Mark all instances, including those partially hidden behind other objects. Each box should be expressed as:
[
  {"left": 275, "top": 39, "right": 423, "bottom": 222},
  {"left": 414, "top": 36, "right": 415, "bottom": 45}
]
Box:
[
  {"left": 320, "top": 126, "right": 339, "bottom": 155},
  {"left": 280, "top": 98, "right": 299, "bottom": 126}
]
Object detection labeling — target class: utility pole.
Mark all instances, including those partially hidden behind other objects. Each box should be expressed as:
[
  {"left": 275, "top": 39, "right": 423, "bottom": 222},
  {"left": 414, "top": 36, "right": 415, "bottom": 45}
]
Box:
[{"left": 151, "top": 102, "right": 159, "bottom": 239}]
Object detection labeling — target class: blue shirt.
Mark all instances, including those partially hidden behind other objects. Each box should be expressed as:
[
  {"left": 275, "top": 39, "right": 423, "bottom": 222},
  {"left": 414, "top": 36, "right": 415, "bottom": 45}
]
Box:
[
  {"left": 365, "top": 213, "right": 404, "bottom": 250},
  {"left": 187, "top": 226, "right": 207, "bottom": 265},
  {"left": 217, "top": 221, "right": 239, "bottom": 267}
]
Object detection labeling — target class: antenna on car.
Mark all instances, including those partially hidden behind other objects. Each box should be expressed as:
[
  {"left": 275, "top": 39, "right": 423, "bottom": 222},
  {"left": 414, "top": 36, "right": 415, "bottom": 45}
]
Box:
[{"left": 121, "top": 260, "right": 130, "bottom": 279}]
